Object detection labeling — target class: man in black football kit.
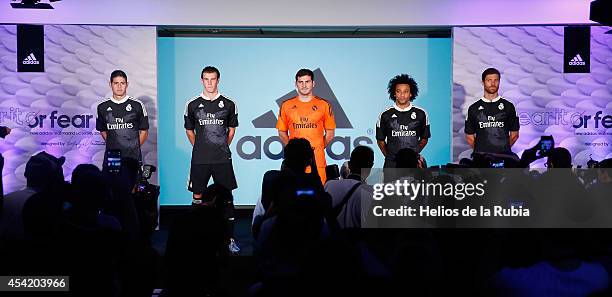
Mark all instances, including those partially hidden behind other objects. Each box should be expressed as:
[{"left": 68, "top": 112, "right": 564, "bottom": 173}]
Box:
[
  {"left": 465, "top": 68, "right": 519, "bottom": 155},
  {"left": 96, "top": 70, "right": 149, "bottom": 171},
  {"left": 184, "top": 66, "right": 238, "bottom": 204},
  {"left": 376, "top": 74, "right": 430, "bottom": 168}
]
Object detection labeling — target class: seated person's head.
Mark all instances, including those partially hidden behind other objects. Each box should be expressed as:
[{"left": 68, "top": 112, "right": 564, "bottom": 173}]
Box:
[
  {"left": 200, "top": 183, "right": 233, "bottom": 210},
  {"left": 325, "top": 164, "right": 340, "bottom": 181},
  {"left": 283, "top": 138, "right": 314, "bottom": 173},
  {"left": 348, "top": 146, "right": 374, "bottom": 178},
  {"left": 459, "top": 158, "right": 473, "bottom": 167},
  {"left": 340, "top": 161, "right": 350, "bottom": 179},
  {"left": 71, "top": 164, "right": 111, "bottom": 211},
  {"left": 24, "top": 151, "right": 65, "bottom": 190},
  {"left": 597, "top": 158, "right": 612, "bottom": 184},
  {"left": 546, "top": 147, "right": 572, "bottom": 168},
  {"left": 395, "top": 148, "right": 419, "bottom": 168}
]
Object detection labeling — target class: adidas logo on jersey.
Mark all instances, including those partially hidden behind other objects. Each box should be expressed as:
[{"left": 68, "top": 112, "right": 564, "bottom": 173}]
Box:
[
  {"left": 22, "top": 53, "right": 40, "bottom": 65},
  {"left": 391, "top": 114, "right": 398, "bottom": 118},
  {"left": 106, "top": 107, "right": 112, "bottom": 111},
  {"left": 198, "top": 104, "right": 204, "bottom": 108},
  {"left": 478, "top": 106, "right": 484, "bottom": 110},
  {"left": 568, "top": 54, "right": 586, "bottom": 66}
]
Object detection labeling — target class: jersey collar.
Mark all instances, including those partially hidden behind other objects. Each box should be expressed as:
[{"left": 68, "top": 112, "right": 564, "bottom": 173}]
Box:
[
  {"left": 201, "top": 92, "right": 222, "bottom": 101},
  {"left": 393, "top": 103, "right": 413, "bottom": 112},
  {"left": 480, "top": 95, "right": 501, "bottom": 103},
  {"left": 109, "top": 95, "right": 130, "bottom": 104}
]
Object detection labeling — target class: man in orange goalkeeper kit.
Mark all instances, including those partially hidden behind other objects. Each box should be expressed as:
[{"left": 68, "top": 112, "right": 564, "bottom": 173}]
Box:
[{"left": 276, "top": 68, "right": 336, "bottom": 185}]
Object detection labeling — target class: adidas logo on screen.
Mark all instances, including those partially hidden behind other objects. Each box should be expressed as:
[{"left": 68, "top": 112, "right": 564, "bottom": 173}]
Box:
[
  {"left": 22, "top": 53, "right": 40, "bottom": 65},
  {"left": 252, "top": 68, "right": 353, "bottom": 129},
  {"left": 238, "top": 68, "right": 373, "bottom": 161},
  {"left": 568, "top": 54, "right": 586, "bottom": 66}
]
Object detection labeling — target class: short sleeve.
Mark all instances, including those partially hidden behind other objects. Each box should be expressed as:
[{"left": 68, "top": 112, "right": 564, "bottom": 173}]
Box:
[
  {"left": 507, "top": 103, "right": 520, "bottom": 132},
  {"left": 136, "top": 100, "right": 149, "bottom": 130},
  {"left": 276, "top": 103, "right": 288, "bottom": 132},
  {"left": 228, "top": 101, "right": 238, "bottom": 128},
  {"left": 323, "top": 102, "right": 336, "bottom": 130},
  {"left": 464, "top": 106, "right": 476, "bottom": 135},
  {"left": 420, "top": 110, "right": 431, "bottom": 139},
  {"left": 96, "top": 103, "right": 108, "bottom": 132},
  {"left": 375, "top": 112, "right": 386, "bottom": 141},
  {"left": 184, "top": 101, "right": 195, "bottom": 130}
]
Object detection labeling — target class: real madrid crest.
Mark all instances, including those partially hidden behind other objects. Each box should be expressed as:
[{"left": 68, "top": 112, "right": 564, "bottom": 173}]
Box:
[
  {"left": 411, "top": 112, "right": 417, "bottom": 120},
  {"left": 218, "top": 100, "right": 224, "bottom": 108},
  {"left": 126, "top": 104, "right": 132, "bottom": 112},
  {"left": 498, "top": 102, "right": 504, "bottom": 110}
]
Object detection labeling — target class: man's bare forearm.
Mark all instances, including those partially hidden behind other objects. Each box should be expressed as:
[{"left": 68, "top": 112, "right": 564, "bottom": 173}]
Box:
[
  {"left": 186, "top": 130, "right": 196, "bottom": 146},
  {"left": 324, "top": 129, "right": 335, "bottom": 148},
  {"left": 227, "top": 127, "right": 236, "bottom": 145},
  {"left": 377, "top": 140, "right": 387, "bottom": 157},
  {"left": 139, "top": 130, "right": 148, "bottom": 145},
  {"left": 466, "top": 134, "right": 475, "bottom": 149},
  {"left": 418, "top": 138, "right": 428, "bottom": 153},
  {"left": 278, "top": 130, "right": 289, "bottom": 146},
  {"left": 509, "top": 131, "right": 519, "bottom": 147}
]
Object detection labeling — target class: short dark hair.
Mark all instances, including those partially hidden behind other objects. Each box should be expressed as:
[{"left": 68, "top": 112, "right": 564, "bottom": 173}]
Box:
[
  {"left": 25, "top": 151, "right": 65, "bottom": 189},
  {"left": 295, "top": 69, "right": 314, "bottom": 81},
  {"left": 599, "top": 158, "right": 612, "bottom": 168},
  {"left": 548, "top": 147, "right": 572, "bottom": 168},
  {"left": 387, "top": 74, "right": 419, "bottom": 101},
  {"left": 201, "top": 183, "right": 233, "bottom": 210},
  {"left": 71, "top": 164, "right": 111, "bottom": 210},
  {"left": 395, "top": 148, "right": 419, "bottom": 168},
  {"left": 349, "top": 146, "right": 374, "bottom": 174},
  {"left": 481, "top": 68, "right": 501, "bottom": 81},
  {"left": 283, "top": 138, "right": 314, "bottom": 171},
  {"left": 201, "top": 66, "right": 220, "bottom": 79},
  {"left": 110, "top": 70, "right": 127, "bottom": 82}
]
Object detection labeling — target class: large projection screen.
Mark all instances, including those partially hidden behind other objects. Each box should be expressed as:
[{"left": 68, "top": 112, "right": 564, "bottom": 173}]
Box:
[{"left": 158, "top": 36, "right": 452, "bottom": 205}]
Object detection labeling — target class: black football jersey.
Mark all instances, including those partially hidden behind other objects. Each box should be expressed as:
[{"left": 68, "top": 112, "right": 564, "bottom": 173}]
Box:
[
  {"left": 184, "top": 93, "right": 238, "bottom": 164},
  {"left": 464, "top": 97, "right": 519, "bottom": 154},
  {"left": 376, "top": 104, "right": 431, "bottom": 161},
  {"left": 96, "top": 96, "right": 149, "bottom": 161}
]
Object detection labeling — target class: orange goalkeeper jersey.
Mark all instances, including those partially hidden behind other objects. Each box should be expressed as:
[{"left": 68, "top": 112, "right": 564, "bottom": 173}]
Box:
[{"left": 276, "top": 96, "right": 336, "bottom": 182}]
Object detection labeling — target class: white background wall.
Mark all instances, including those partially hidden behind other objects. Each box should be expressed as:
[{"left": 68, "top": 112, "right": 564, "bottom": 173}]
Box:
[
  {"left": 452, "top": 26, "right": 612, "bottom": 167},
  {"left": 0, "top": 25, "right": 157, "bottom": 193}
]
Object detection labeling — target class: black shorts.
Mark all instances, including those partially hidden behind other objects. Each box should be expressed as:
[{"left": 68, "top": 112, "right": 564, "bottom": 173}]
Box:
[{"left": 188, "top": 162, "right": 237, "bottom": 193}]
